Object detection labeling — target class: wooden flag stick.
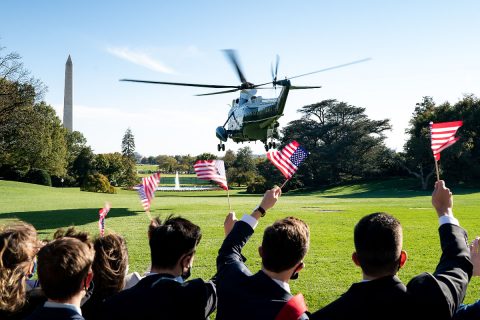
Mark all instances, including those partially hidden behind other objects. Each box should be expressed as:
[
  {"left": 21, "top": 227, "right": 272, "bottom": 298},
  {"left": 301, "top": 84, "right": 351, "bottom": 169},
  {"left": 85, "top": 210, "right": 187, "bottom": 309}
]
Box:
[
  {"left": 280, "top": 179, "right": 290, "bottom": 189},
  {"left": 145, "top": 210, "right": 152, "bottom": 221},
  {"left": 226, "top": 189, "right": 232, "bottom": 211},
  {"left": 434, "top": 159, "right": 440, "bottom": 181}
]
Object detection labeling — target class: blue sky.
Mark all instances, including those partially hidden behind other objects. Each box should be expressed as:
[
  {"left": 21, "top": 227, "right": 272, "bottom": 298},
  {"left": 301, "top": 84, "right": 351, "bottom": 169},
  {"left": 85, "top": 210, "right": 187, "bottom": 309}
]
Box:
[{"left": 2, "top": 1, "right": 479, "bottom": 156}]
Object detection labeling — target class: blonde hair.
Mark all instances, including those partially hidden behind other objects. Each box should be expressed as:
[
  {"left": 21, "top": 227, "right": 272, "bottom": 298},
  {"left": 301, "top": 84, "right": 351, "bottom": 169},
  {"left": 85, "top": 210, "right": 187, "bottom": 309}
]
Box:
[{"left": 0, "top": 222, "right": 39, "bottom": 313}]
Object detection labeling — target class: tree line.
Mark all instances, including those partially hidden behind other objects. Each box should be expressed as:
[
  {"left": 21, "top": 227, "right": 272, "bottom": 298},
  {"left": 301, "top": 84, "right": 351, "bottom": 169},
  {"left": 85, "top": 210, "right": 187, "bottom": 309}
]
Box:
[{"left": 2, "top": 44, "right": 479, "bottom": 193}]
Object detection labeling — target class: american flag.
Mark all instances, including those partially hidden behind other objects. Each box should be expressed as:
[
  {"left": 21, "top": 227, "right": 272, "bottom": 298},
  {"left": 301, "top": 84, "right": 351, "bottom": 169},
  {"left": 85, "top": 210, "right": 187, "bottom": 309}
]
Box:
[
  {"left": 267, "top": 141, "right": 309, "bottom": 179},
  {"left": 137, "top": 172, "right": 161, "bottom": 211},
  {"left": 193, "top": 160, "right": 228, "bottom": 190},
  {"left": 98, "top": 202, "right": 111, "bottom": 237},
  {"left": 430, "top": 121, "right": 463, "bottom": 161}
]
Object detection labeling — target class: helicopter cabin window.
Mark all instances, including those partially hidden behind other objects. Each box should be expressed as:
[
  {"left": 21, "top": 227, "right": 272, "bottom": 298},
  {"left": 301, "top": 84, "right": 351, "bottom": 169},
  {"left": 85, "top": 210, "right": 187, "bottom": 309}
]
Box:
[{"left": 235, "top": 98, "right": 239, "bottom": 105}]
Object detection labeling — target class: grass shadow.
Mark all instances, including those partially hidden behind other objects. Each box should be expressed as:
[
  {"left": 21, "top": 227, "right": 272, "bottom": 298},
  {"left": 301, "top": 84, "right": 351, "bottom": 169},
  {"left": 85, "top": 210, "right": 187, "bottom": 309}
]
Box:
[{"left": 0, "top": 208, "right": 137, "bottom": 232}]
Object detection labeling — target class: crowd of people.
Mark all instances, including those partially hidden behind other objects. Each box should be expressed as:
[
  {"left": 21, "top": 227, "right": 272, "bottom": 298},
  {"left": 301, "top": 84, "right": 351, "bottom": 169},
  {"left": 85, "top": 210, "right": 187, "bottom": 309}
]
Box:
[{"left": 0, "top": 180, "right": 478, "bottom": 319}]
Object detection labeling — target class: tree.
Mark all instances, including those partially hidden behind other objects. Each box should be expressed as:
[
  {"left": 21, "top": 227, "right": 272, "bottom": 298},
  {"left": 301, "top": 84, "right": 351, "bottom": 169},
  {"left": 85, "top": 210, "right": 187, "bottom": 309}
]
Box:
[
  {"left": 95, "top": 153, "right": 126, "bottom": 185},
  {"left": 195, "top": 153, "right": 217, "bottom": 161},
  {"left": 71, "top": 146, "right": 96, "bottom": 183},
  {"left": 156, "top": 155, "right": 178, "bottom": 173},
  {"left": 121, "top": 128, "right": 135, "bottom": 160},
  {"left": 281, "top": 99, "right": 392, "bottom": 187},
  {"left": 0, "top": 101, "right": 68, "bottom": 177},
  {"left": 229, "top": 147, "right": 257, "bottom": 186},
  {"left": 402, "top": 95, "right": 480, "bottom": 188},
  {"left": 0, "top": 45, "right": 46, "bottom": 124}
]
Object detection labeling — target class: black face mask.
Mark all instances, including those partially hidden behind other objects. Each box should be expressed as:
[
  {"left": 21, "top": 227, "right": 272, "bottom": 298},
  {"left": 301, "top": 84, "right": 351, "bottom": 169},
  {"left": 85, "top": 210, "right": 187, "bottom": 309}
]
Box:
[
  {"left": 290, "top": 271, "right": 299, "bottom": 280},
  {"left": 182, "top": 265, "right": 192, "bottom": 280}
]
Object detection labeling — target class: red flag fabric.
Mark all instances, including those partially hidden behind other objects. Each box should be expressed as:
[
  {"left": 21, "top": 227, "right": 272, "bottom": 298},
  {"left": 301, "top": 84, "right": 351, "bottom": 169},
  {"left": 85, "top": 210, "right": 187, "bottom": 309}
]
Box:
[
  {"left": 275, "top": 294, "right": 308, "bottom": 320},
  {"left": 430, "top": 121, "right": 463, "bottom": 161},
  {"left": 267, "top": 141, "right": 309, "bottom": 179},
  {"left": 137, "top": 172, "right": 161, "bottom": 211},
  {"left": 98, "top": 202, "right": 111, "bottom": 237},
  {"left": 193, "top": 160, "right": 228, "bottom": 190}
]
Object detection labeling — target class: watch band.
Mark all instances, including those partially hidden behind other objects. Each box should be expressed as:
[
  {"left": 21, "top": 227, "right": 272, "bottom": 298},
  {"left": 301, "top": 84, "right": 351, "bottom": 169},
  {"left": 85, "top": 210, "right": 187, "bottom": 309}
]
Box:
[{"left": 256, "top": 206, "right": 266, "bottom": 217}]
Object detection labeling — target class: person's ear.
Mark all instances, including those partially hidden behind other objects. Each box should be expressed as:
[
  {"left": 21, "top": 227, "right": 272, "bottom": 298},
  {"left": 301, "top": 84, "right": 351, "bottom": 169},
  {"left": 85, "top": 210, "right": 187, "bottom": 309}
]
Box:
[
  {"left": 399, "top": 250, "right": 407, "bottom": 268},
  {"left": 258, "top": 246, "right": 264, "bottom": 258},
  {"left": 352, "top": 252, "right": 361, "bottom": 267},
  {"left": 295, "top": 261, "right": 305, "bottom": 273},
  {"left": 86, "top": 270, "right": 94, "bottom": 288}
]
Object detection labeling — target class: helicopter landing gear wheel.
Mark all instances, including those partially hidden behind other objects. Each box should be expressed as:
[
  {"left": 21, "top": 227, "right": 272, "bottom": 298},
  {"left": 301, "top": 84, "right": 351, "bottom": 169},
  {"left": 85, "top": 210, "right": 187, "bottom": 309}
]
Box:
[
  {"left": 272, "top": 141, "right": 277, "bottom": 148},
  {"left": 268, "top": 142, "right": 273, "bottom": 149},
  {"left": 265, "top": 144, "right": 269, "bottom": 152},
  {"left": 218, "top": 143, "right": 225, "bottom": 152}
]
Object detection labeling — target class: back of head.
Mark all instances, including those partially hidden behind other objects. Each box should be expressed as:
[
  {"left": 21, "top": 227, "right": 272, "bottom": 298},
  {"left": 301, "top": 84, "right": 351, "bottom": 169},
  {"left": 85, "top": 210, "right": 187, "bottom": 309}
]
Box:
[
  {"left": 37, "top": 237, "right": 94, "bottom": 301},
  {"left": 92, "top": 233, "right": 128, "bottom": 298},
  {"left": 149, "top": 215, "right": 202, "bottom": 269},
  {"left": 0, "top": 222, "right": 39, "bottom": 312},
  {"left": 354, "top": 212, "right": 403, "bottom": 277},
  {"left": 54, "top": 227, "right": 91, "bottom": 244},
  {"left": 262, "top": 217, "right": 310, "bottom": 272}
]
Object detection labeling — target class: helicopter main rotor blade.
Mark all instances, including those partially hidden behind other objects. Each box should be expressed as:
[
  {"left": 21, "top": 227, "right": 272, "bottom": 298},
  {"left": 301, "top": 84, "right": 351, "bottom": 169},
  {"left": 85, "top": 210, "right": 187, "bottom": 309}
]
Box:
[
  {"left": 120, "top": 79, "right": 239, "bottom": 89},
  {"left": 290, "top": 85, "right": 322, "bottom": 89},
  {"left": 286, "top": 58, "right": 371, "bottom": 81},
  {"left": 195, "top": 88, "right": 241, "bottom": 96},
  {"left": 223, "top": 49, "right": 248, "bottom": 84},
  {"left": 254, "top": 57, "right": 371, "bottom": 88}
]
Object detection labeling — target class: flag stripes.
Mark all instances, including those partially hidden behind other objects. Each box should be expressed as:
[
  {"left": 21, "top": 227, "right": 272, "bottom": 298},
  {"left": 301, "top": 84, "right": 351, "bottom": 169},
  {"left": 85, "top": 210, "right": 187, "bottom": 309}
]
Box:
[
  {"left": 194, "top": 160, "right": 228, "bottom": 190},
  {"left": 138, "top": 172, "right": 161, "bottom": 211},
  {"left": 98, "top": 203, "right": 110, "bottom": 237},
  {"left": 430, "top": 121, "right": 463, "bottom": 161}
]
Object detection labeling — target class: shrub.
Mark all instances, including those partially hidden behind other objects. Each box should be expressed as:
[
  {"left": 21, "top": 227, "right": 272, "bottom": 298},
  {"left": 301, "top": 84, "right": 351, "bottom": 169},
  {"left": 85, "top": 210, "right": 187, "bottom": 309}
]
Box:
[
  {"left": 81, "top": 173, "right": 116, "bottom": 194},
  {"left": 246, "top": 176, "right": 268, "bottom": 194},
  {"left": 24, "top": 168, "right": 52, "bottom": 186},
  {"left": 0, "top": 165, "right": 26, "bottom": 181}
]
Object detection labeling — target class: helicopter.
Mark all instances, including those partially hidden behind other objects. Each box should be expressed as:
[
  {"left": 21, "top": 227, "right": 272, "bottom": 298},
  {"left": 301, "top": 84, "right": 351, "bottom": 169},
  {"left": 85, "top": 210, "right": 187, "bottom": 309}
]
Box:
[{"left": 121, "top": 50, "right": 370, "bottom": 151}]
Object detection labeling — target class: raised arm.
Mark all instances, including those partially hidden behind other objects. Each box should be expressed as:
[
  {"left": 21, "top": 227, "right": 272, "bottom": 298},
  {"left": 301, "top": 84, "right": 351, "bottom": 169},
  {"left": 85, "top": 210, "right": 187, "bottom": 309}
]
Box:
[
  {"left": 216, "top": 187, "right": 281, "bottom": 270},
  {"left": 430, "top": 180, "right": 473, "bottom": 316}
]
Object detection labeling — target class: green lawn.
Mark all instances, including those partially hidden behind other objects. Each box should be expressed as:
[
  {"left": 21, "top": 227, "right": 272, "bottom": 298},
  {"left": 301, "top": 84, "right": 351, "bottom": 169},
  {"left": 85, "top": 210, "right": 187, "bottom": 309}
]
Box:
[{"left": 1, "top": 179, "right": 479, "bottom": 311}]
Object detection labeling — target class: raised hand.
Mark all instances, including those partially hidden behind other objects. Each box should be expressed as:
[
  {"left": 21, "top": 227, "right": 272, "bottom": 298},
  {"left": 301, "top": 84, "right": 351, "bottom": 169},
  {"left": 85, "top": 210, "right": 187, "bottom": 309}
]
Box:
[{"left": 432, "top": 180, "right": 453, "bottom": 217}]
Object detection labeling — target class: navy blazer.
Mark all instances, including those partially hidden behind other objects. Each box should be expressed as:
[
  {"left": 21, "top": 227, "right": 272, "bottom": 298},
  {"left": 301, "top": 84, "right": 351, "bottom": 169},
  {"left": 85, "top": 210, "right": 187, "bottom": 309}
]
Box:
[
  {"left": 311, "top": 224, "right": 473, "bottom": 320},
  {"left": 100, "top": 273, "right": 216, "bottom": 320},
  {"left": 24, "top": 305, "right": 84, "bottom": 320},
  {"left": 216, "top": 220, "right": 303, "bottom": 320}
]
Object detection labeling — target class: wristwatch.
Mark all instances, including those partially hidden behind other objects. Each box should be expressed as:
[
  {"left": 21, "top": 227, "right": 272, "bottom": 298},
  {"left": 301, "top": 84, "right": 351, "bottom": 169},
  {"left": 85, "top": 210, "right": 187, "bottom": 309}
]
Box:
[{"left": 255, "top": 206, "right": 266, "bottom": 217}]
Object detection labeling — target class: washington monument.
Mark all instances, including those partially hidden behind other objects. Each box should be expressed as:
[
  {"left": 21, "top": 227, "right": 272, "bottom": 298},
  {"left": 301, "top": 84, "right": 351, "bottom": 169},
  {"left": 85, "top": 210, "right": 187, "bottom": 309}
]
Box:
[{"left": 63, "top": 55, "right": 73, "bottom": 131}]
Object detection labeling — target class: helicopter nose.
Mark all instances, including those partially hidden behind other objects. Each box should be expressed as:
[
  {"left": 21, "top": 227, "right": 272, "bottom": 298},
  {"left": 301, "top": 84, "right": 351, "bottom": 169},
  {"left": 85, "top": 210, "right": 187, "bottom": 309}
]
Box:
[{"left": 216, "top": 126, "right": 228, "bottom": 142}]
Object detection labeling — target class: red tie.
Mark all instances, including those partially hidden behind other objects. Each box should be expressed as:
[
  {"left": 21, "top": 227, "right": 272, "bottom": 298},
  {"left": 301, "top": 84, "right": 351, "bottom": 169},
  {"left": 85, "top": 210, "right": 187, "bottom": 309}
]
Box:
[{"left": 275, "top": 294, "right": 308, "bottom": 320}]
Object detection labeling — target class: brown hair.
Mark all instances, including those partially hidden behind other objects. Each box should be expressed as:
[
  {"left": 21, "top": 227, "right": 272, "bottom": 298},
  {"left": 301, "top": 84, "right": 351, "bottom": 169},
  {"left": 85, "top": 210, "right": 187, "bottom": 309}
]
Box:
[
  {"left": 354, "top": 212, "right": 403, "bottom": 277},
  {"left": 261, "top": 217, "right": 310, "bottom": 273},
  {"left": 0, "top": 222, "right": 39, "bottom": 313},
  {"left": 149, "top": 215, "right": 202, "bottom": 269},
  {"left": 37, "top": 237, "right": 94, "bottom": 301},
  {"left": 54, "top": 227, "right": 91, "bottom": 244},
  {"left": 91, "top": 233, "right": 128, "bottom": 300}
]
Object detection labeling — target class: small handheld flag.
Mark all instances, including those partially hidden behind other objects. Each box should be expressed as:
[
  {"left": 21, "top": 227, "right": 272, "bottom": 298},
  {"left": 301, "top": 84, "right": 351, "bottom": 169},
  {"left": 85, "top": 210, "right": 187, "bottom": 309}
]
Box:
[
  {"left": 430, "top": 121, "right": 463, "bottom": 161},
  {"left": 137, "top": 172, "right": 161, "bottom": 213},
  {"left": 194, "top": 160, "right": 228, "bottom": 190},
  {"left": 267, "top": 141, "right": 308, "bottom": 182},
  {"left": 98, "top": 202, "right": 111, "bottom": 237},
  {"left": 430, "top": 121, "right": 463, "bottom": 181},
  {"left": 194, "top": 160, "right": 231, "bottom": 210}
]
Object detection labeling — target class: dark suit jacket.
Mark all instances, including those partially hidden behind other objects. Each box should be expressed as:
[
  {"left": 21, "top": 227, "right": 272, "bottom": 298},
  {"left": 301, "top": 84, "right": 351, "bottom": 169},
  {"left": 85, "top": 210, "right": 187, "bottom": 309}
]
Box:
[
  {"left": 24, "top": 305, "right": 84, "bottom": 320},
  {"left": 311, "top": 223, "right": 473, "bottom": 320},
  {"left": 216, "top": 220, "right": 302, "bottom": 320},
  {"left": 100, "top": 273, "right": 216, "bottom": 320},
  {"left": 454, "top": 300, "right": 480, "bottom": 320}
]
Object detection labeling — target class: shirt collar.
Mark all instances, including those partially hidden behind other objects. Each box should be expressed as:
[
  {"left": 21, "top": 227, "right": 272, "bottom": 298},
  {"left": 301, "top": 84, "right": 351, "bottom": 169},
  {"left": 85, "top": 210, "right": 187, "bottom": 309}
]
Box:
[
  {"left": 272, "top": 278, "right": 291, "bottom": 293},
  {"left": 44, "top": 301, "right": 82, "bottom": 315}
]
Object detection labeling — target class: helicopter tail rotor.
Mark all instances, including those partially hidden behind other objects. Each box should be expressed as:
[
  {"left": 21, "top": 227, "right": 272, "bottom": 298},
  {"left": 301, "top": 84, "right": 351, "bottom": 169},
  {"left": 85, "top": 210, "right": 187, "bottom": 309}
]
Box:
[{"left": 271, "top": 54, "right": 280, "bottom": 88}]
